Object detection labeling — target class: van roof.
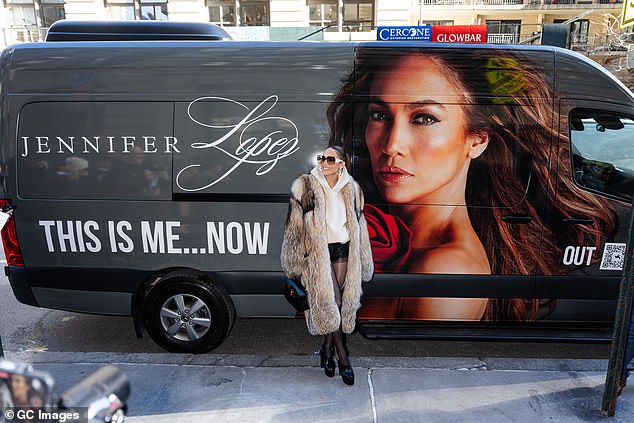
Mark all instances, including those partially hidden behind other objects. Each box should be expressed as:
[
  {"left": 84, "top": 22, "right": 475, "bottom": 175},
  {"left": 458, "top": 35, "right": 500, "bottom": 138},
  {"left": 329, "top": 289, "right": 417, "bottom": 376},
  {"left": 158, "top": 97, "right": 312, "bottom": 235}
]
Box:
[{"left": 45, "top": 20, "right": 232, "bottom": 42}]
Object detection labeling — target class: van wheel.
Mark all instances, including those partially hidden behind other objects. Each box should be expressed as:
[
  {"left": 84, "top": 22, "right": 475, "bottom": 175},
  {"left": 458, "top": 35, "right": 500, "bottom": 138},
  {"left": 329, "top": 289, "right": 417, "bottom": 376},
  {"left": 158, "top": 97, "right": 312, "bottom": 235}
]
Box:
[{"left": 145, "top": 272, "right": 235, "bottom": 354}]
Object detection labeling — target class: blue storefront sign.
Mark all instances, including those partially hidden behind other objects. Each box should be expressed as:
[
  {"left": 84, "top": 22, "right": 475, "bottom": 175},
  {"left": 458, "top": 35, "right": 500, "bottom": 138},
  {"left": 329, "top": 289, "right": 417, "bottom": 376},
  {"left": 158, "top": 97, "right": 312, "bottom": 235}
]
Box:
[{"left": 377, "top": 26, "right": 432, "bottom": 41}]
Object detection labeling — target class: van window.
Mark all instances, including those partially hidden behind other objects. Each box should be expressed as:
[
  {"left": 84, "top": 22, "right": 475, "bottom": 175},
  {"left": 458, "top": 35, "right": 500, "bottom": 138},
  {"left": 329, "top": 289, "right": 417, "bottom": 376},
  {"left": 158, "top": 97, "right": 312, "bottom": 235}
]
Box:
[
  {"left": 570, "top": 110, "right": 634, "bottom": 202},
  {"left": 17, "top": 102, "right": 174, "bottom": 200}
]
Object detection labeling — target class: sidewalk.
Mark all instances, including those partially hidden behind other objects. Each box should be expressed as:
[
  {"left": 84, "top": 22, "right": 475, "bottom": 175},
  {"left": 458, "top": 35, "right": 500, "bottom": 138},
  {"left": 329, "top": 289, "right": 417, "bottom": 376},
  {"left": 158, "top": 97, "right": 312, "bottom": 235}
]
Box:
[{"left": 4, "top": 351, "right": 634, "bottom": 422}]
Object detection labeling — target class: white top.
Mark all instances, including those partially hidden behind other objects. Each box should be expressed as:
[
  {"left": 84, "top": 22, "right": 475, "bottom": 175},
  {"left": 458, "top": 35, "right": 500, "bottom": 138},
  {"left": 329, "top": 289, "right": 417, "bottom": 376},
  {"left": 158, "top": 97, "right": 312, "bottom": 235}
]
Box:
[{"left": 311, "top": 165, "right": 350, "bottom": 244}]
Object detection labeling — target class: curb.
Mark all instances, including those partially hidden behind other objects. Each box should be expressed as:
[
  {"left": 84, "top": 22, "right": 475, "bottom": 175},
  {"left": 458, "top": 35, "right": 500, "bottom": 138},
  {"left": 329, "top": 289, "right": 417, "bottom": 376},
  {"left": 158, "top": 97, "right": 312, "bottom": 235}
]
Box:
[{"left": 3, "top": 350, "right": 611, "bottom": 372}]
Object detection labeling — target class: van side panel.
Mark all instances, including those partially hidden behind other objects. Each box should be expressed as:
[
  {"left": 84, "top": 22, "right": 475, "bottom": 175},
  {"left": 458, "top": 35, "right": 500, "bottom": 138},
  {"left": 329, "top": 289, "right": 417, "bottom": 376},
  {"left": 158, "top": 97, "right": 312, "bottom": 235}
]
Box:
[{"left": 2, "top": 42, "right": 354, "bottom": 316}]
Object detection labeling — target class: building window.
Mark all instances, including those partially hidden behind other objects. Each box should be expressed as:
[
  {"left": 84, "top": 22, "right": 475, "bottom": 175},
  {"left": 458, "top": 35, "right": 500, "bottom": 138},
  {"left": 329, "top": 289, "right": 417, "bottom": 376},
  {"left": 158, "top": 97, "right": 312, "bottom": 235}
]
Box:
[
  {"left": 5, "top": 0, "right": 66, "bottom": 28},
  {"left": 5, "top": 0, "right": 37, "bottom": 27},
  {"left": 208, "top": 0, "right": 236, "bottom": 26},
  {"left": 4, "top": 0, "right": 65, "bottom": 41},
  {"left": 486, "top": 19, "right": 521, "bottom": 44},
  {"left": 106, "top": 0, "right": 137, "bottom": 20},
  {"left": 554, "top": 19, "right": 589, "bottom": 46},
  {"left": 140, "top": 0, "right": 168, "bottom": 20},
  {"left": 423, "top": 20, "right": 454, "bottom": 26},
  {"left": 106, "top": 0, "right": 168, "bottom": 21},
  {"left": 207, "top": 0, "right": 269, "bottom": 26},
  {"left": 343, "top": 0, "right": 373, "bottom": 31},
  {"left": 308, "top": 0, "right": 337, "bottom": 27},
  {"left": 41, "top": 0, "right": 65, "bottom": 27},
  {"left": 241, "top": 0, "right": 269, "bottom": 26}
]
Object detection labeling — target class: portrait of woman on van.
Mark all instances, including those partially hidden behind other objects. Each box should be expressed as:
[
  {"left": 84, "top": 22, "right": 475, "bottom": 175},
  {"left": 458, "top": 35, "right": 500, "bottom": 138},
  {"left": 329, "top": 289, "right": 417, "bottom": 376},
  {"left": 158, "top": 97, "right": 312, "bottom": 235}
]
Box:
[{"left": 326, "top": 47, "right": 619, "bottom": 322}]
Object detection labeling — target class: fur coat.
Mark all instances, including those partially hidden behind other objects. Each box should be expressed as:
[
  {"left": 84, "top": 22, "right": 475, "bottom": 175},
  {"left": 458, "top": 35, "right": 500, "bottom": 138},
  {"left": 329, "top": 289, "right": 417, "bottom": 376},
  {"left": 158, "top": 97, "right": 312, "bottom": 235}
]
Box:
[{"left": 281, "top": 172, "right": 374, "bottom": 335}]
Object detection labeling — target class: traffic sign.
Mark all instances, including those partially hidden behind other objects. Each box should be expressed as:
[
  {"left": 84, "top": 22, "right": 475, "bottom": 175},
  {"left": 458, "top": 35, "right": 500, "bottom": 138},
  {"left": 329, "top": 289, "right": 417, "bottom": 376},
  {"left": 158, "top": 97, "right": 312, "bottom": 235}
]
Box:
[{"left": 622, "top": 0, "right": 634, "bottom": 28}]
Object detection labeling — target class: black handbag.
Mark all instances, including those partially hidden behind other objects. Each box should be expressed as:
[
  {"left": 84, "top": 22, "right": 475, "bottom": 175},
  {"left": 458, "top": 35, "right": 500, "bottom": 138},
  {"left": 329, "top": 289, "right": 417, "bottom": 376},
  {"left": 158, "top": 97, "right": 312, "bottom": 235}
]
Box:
[{"left": 284, "top": 277, "right": 309, "bottom": 311}]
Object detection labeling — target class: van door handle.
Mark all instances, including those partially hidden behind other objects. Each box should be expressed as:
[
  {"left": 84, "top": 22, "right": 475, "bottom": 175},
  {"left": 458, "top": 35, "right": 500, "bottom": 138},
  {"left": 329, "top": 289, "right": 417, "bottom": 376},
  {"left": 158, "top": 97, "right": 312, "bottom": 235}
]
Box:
[
  {"left": 501, "top": 214, "right": 533, "bottom": 224},
  {"left": 562, "top": 217, "right": 594, "bottom": 225}
]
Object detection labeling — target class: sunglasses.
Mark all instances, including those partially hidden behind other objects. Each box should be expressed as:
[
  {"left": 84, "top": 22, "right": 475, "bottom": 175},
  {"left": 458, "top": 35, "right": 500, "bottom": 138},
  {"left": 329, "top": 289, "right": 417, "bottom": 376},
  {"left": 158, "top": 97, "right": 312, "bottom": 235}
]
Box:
[{"left": 317, "top": 155, "right": 344, "bottom": 164}]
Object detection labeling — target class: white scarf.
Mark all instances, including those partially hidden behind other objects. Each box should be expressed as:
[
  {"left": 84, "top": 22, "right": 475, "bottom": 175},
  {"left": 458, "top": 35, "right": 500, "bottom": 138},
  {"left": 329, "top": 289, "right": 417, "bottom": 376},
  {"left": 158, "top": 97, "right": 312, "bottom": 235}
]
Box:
[{"left": 311, "top": 165, "right": 350, "bottom": 244}]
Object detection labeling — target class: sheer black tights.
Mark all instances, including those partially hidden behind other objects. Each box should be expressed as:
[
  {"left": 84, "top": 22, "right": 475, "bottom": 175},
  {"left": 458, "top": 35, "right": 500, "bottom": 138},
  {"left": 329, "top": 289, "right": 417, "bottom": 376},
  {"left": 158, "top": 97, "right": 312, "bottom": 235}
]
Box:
[{"left": 322, "top": 258, "right": 349, "bottom": 366}]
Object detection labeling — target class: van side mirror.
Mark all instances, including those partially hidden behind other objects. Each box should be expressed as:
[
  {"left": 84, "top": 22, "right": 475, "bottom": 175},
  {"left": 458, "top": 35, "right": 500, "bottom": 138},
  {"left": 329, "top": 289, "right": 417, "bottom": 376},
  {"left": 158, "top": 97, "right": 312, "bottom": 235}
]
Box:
[{"left": 595, "top": 115, "right": 624, "bottom": 131}]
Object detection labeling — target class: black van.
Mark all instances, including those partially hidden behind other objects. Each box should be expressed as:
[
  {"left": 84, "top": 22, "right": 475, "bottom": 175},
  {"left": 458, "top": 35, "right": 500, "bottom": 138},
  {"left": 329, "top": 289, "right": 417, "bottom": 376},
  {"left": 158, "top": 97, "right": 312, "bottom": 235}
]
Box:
[{"left": 1, "top": 22, "right": 633, "bottom": 353}]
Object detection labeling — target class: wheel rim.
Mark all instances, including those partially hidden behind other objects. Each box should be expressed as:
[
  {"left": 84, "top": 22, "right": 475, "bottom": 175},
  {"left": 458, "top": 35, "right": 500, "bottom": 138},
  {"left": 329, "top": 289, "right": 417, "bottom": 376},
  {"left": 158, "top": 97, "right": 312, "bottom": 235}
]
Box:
[{"left": 159, "top": 294, "right": 212, "bottom": 342}]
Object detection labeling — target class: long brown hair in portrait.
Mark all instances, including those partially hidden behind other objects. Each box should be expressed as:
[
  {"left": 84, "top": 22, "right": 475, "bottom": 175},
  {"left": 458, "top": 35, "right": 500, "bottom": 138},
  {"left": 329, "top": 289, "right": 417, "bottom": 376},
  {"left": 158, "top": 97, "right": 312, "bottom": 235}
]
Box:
[{"left": 327, "top": 47, "right": 619, "bottom": 321}]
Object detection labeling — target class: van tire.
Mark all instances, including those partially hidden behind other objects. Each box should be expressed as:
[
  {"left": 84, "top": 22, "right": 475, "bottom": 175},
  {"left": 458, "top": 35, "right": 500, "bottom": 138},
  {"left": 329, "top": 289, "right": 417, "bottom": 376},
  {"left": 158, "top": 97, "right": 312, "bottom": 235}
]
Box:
[{"left": 144, "top": 272, "right": 235, "bottom": 354}]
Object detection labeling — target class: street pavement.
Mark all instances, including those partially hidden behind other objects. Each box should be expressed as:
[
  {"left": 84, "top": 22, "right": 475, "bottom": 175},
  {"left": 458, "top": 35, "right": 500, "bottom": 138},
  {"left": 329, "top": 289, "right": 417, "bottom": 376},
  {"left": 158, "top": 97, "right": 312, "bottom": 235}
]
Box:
[{"left": 3, "top": 350, "right": 633, "bottom": 422}]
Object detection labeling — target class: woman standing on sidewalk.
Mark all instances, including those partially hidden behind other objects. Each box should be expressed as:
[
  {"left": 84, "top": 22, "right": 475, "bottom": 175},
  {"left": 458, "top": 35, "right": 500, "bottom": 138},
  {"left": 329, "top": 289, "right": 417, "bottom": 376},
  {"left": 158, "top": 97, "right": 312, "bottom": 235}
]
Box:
[{"left": 281, "top": 145, "right": 374, "bottom": 386}]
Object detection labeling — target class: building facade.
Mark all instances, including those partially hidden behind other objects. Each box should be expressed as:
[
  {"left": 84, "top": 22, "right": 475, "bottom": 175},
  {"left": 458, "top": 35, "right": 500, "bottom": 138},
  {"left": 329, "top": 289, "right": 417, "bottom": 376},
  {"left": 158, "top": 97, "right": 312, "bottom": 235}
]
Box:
[{"left": 0, "top": 0, "right": 628, "bottom": 49}]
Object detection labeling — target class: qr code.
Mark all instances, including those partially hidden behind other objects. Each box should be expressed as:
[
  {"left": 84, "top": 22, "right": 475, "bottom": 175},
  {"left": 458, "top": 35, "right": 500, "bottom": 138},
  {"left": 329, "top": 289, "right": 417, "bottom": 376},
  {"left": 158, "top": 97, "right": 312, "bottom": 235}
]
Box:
[{"left": 600, "top": 243, "right": 626, "bottom": 270}]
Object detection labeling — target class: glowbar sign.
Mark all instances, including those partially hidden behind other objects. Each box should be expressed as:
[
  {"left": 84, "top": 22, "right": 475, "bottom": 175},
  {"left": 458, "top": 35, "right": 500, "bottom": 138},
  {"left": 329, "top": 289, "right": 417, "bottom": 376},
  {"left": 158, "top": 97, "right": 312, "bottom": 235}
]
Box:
[
  {"left": 377, "top": 26, "right": 432, "bottom": 41},
  {"left": 433, "top": 25, "right": 487, "bottom": 44},
  {"left": 378, "top": 25, "right": 488, "bottom": 44}
]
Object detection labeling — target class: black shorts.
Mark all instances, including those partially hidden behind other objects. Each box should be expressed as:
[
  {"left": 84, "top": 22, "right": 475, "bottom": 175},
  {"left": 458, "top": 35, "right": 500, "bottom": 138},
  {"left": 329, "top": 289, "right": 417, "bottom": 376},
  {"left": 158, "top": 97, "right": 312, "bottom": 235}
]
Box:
[{"left": 328, "top": 242, "right": 349, "bottom": 262}]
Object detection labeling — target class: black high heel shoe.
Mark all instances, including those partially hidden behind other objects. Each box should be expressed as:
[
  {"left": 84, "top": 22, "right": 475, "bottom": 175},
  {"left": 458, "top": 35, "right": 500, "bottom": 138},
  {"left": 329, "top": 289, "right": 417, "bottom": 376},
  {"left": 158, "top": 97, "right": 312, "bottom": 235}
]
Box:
[
  {"left": 319, "top": 347, "right": 336, "bottom": 377},
  {"left": 338, "top": 360, "right": 354, "bottom": 386}
]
